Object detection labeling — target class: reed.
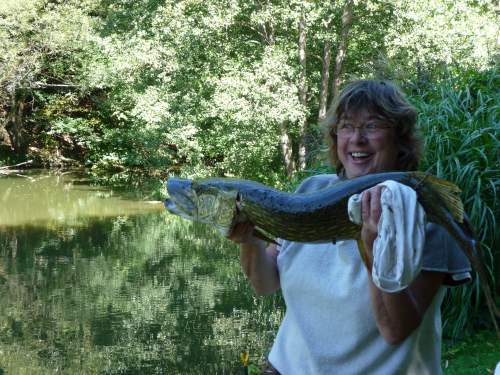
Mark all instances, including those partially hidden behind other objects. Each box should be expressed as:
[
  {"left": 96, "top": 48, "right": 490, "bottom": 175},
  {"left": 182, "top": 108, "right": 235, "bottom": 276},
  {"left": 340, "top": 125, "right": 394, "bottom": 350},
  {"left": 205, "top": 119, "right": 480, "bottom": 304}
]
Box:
[{"left": 410, "top": 67, "right": 499, "bottom": 338}]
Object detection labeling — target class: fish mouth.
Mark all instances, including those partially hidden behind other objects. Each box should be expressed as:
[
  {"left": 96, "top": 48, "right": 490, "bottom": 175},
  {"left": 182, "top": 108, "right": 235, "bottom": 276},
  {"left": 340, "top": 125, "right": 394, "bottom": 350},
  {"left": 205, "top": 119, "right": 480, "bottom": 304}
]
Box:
[
  {"left": 164, "top": 177, "right": 241, "bottom": 236},
  {"left": 164, "top": 178, "right": 197, "bottom": 220}
]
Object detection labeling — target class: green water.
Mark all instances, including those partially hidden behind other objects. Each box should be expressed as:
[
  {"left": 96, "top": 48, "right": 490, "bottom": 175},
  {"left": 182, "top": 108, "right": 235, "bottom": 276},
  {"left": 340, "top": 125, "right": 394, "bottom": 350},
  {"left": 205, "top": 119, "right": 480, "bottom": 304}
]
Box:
[{"left": 0, "top": 171, "right": 283, "bottom": 374}]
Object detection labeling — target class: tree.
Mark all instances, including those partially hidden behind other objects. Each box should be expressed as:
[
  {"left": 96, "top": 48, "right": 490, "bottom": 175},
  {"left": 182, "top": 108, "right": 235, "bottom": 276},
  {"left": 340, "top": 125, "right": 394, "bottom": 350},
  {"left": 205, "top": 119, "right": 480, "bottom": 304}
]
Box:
[
  {"left": 0, "top": 0, "right": 102, "bottom": 157},
  {"left": 330, "top": 0, "right": 354, "bottom": 104},
  {"left": 384, "top": 0, "right": 498, "bottom": 77},
  {"left": 297, "top": 3, "right": 308, "bottom": 171}
]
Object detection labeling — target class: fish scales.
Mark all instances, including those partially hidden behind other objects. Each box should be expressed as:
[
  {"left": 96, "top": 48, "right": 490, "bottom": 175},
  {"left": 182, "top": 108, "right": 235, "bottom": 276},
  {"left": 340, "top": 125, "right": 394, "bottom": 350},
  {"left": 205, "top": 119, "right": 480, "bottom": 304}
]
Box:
[
  {"left": 234, "top": 172, "right": 416, "bottom": 242},
  {"left": 242, "top": 200, "right": 353, "bottom": 242},
  {"left": 164, "top": 171, "right": 464, "bottom": 244}
]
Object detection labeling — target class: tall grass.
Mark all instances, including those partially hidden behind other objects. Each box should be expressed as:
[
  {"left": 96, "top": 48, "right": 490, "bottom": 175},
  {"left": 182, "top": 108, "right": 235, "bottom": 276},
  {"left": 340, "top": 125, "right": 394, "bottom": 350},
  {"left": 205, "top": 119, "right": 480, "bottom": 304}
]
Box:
[{"left": 410, "top": 67, "right": 499, "bottom": 338}]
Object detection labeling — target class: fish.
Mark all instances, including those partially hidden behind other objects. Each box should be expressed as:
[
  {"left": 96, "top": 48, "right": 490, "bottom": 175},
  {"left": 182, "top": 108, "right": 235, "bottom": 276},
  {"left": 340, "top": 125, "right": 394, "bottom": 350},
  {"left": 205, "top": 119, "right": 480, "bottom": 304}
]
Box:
[
  {"left": 164, "top": 171, "right": 500, "bottom": 334},
  {"left": 164, "top": 171, "right": 466, "bottom": 244}
]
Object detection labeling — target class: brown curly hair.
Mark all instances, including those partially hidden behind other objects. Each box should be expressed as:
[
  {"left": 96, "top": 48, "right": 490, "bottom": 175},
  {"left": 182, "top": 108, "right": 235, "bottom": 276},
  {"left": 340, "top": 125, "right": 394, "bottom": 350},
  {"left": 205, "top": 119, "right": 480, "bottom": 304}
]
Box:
[{"left": 321, "top": 80, "right": 423, "bottom": 175}]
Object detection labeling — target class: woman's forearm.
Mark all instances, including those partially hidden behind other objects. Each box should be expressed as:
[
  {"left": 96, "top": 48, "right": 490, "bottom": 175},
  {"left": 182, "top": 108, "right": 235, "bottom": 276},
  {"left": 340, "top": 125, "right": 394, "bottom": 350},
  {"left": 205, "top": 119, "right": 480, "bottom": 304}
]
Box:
[
  {"left": 367, "top": 270, "right": 445, "bottom": 345},
  {"left": 362, "top": 237, "right": 445, "bottom": 345},
  {"left": 360, "top": 186, "right": 434, "bottom": 344},
  {"left": 367, "top": 276, "right": 422, "bottom": 345},
  {"left": 240, "top": 240, "right": 280, "bottom": 295},
  {"left": 360, "top": 206, "right": 444, "bottom": 344}
]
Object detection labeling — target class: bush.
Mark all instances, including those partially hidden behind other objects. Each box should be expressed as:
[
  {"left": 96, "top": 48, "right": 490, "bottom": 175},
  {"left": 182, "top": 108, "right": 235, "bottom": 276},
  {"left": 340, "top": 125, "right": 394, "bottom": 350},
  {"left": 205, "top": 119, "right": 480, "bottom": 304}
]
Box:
[{"left": 411, "top": 67, "right": 499, "bottom": 338}]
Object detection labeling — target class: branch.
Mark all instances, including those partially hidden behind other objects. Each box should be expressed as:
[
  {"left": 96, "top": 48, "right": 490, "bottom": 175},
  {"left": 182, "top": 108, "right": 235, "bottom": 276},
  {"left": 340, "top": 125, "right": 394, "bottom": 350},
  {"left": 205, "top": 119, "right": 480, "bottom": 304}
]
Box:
[
  {"left": 0, "top": 160, "right": 33, "bottom": 170},
  {"left": 30, "top": 83, "right": 80, "bottom": 89}
]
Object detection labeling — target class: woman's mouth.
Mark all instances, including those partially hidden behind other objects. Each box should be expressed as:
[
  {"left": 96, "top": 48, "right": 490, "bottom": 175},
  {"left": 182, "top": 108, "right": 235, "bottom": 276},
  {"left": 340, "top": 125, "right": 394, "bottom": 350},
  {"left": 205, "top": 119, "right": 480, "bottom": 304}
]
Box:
[{"left": 350, "top": 152, "right": 371, "bottom": 160}]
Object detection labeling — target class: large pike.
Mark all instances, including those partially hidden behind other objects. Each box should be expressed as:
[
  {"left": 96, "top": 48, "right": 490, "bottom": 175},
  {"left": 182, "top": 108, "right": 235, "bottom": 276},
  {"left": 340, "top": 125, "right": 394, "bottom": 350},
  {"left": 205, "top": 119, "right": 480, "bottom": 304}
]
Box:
[
  {"left": 165, "top": 171, "right": 467, "bottom": 242},
  {"left": 164, "top": 171, "right": 499, "bottom": 332}
]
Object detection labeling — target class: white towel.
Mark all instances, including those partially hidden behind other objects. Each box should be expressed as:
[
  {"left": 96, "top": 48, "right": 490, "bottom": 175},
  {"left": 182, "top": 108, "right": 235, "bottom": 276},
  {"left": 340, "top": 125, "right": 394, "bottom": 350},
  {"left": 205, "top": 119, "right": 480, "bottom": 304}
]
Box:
[{"left": 347, "top": 180, "right": 426, "bottom": 292}]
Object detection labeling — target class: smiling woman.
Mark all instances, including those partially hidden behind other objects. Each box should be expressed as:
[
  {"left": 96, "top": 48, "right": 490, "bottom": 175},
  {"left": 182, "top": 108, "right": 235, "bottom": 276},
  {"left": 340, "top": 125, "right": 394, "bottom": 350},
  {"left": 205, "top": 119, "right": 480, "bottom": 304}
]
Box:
[
  {"left": 334, "top": 109, "right": 399, "bottom": 178},
  {"left": 229, "top": 79, "right": 472, "bottom": 375},
  {"left": 324, "top": 80, "right": 422, "bottom": 179}
]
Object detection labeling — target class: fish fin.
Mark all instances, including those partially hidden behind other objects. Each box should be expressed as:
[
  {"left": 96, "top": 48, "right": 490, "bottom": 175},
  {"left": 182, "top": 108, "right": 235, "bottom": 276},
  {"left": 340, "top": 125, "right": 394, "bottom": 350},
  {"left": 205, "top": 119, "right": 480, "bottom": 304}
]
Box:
[
  {"left": 413, "top": 172, "right": 464, "bottom": 223},
  {"left": 253, "top": 227, "right": 279, "bottom": 245}
]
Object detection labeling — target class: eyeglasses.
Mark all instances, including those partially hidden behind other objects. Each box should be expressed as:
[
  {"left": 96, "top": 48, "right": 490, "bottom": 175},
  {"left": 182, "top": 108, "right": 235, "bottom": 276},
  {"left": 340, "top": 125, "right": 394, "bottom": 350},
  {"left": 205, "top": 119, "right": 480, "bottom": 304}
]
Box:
[{"left": 330, "top": 122, "right": 393, "bottom": 139}]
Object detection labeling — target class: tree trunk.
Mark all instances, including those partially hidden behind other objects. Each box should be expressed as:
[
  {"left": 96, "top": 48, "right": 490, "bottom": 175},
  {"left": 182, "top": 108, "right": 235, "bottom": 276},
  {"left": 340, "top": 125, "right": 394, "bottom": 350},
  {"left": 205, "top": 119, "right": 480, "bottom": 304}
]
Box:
[
  {"left": 318, "top": 40, "right": 332, "bottom": 120},
  {"left": 330, "top": 0, "right": 354, "bottom": 105},
  {"left": 297, "top": 8, "right": 308, "bottom": 171},
  {"left": 280, "top": 127, "right": 296, "bottom": 176},
  {"left": 256, "top": 0, "right": 275, "bottom": 46},
  {"left": 256, "top": 1, "right": 296, "bottom": 175},
  {"left": 5, "top": 89, "right": 29, "bottom": 156}
]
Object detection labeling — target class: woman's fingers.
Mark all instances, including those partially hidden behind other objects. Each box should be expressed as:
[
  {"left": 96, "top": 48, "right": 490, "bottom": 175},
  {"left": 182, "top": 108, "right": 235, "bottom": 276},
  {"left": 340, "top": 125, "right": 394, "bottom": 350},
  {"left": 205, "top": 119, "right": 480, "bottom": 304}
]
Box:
[
  {"left": 362, "top": 186, "right": 383, "bottom": 231},
  {"left": 370, "top": 186, "right": 383, "bottom": 223},
  {"left": 360, "top": 186, "right": 384, "bottom": 254},
  {"left": 361, "top": 188, "right": 372, "bottom": 223},
  {"left": 227, "top": 222, "right": 256, "bottom": 244}
]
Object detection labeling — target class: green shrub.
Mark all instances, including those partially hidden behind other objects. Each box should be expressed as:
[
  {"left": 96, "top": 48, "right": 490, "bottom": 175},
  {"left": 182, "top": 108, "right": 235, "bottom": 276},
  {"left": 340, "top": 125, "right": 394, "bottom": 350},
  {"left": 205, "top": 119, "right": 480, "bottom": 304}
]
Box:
[{"left": 411, "top": 67, "right": 499, "bottom": 338}]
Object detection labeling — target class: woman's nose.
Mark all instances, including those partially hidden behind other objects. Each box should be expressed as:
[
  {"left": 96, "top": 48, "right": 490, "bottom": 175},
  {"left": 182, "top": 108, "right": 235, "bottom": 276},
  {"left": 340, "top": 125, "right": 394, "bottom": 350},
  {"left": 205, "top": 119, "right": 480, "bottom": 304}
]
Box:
[{"left": 350, "top": 127, "right": 368, "bottom": 143}]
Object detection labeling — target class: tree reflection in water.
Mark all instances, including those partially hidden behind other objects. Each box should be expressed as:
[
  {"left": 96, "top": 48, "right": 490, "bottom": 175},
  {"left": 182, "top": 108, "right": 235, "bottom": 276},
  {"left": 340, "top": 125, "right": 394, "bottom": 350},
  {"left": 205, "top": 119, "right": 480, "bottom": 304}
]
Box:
[{"left": 0, "top": 173, "right": 284, "bottom": 374}]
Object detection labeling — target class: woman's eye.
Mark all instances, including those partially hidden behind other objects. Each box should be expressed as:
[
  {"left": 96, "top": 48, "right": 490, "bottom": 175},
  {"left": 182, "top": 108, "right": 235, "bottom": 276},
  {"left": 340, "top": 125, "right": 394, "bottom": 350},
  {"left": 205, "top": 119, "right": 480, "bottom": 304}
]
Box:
[
  {"left": 341, "top": 123, "right": 353, "bottom": 130},
  {"left": 365, "top": 123, "right": 377, "bottom": 130}
]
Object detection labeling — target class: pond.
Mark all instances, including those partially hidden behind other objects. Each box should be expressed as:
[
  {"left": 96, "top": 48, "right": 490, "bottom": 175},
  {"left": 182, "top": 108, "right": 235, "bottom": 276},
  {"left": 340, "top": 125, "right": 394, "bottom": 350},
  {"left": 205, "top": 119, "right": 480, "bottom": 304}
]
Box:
[{"left": 0, "top": 171, "right": 283, "bottom": 374}]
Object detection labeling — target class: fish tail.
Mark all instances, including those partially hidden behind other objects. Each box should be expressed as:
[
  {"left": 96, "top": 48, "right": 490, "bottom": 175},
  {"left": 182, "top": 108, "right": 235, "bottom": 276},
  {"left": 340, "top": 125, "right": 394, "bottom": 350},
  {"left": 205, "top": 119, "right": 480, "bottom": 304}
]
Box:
[{"left": 412, "top": 171, "right": 464, "bottom": 223}]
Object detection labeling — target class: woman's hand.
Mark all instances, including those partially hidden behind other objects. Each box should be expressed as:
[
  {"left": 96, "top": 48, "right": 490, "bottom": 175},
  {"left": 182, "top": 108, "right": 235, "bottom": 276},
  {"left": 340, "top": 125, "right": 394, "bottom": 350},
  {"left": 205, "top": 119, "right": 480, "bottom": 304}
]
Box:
[
  {"left": 228, "top": 222, "right": 280, "bottom": 295},
  {"left": 359, "top": 185, "right": 383, "bottom": 268},
  {"left": 227, "top": 222, "right": 259, "bottom": 245}
]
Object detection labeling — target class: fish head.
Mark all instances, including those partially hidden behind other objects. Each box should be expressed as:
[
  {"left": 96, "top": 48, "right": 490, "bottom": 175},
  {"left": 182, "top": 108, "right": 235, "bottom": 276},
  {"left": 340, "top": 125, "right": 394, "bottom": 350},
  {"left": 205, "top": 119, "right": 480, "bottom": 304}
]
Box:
[
  {"left": 165, "top": 178, "right": 240, "bottom": 236},
  {"left": 164, "top": 178, "right": 197, "bottom": 219}
]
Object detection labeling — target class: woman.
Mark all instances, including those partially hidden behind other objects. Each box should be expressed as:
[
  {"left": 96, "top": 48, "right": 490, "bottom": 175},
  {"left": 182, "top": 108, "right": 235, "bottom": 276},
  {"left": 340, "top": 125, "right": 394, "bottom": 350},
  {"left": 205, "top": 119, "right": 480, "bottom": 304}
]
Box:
[{"left": 229, "top": 80, "right": 471, "bottom": 374}]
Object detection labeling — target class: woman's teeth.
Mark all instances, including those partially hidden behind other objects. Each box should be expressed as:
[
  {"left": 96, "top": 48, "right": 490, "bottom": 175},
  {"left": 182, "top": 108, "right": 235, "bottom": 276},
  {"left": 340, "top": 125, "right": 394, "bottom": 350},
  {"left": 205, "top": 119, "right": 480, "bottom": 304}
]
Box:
[{"left": 350, "top": 152, "right": 370, "bottom": 158}]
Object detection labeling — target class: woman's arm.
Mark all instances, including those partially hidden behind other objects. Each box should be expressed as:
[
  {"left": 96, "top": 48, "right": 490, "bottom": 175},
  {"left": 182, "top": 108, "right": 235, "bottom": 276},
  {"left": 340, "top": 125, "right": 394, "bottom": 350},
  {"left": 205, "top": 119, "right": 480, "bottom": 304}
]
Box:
[
  {"left": 366, "top": 269, "right": 445, "bottom": 345},
  {"left": 360, "top": 186, "right": 445, "bottom": 345},
  {"left": 228, "top": 222, "right": 280, "bottom": 295}
]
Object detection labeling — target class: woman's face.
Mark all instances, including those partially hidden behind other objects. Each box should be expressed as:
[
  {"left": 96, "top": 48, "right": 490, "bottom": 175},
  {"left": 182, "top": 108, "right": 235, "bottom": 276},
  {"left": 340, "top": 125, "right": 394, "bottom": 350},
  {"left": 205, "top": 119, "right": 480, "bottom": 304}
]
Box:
[{"left": 336, "top": 109, "right": 399, "bottom": 179}]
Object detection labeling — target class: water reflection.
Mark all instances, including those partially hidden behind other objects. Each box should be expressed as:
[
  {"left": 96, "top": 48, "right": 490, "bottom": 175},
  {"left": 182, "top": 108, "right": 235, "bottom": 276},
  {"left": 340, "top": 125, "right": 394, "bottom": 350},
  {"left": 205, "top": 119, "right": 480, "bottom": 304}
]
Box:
[
  {"left": 0, "top": 172, "right": 283, "bottom": 374},
  {"left": 0, "top": 172, "right": 163, "bottom": 227}
]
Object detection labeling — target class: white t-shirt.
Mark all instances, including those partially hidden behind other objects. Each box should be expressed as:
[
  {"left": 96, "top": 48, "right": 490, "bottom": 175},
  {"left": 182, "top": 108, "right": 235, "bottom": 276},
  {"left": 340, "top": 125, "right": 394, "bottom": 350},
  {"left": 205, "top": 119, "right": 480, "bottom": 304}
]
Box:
[{"left": 268, "top": 174, "right": 471, "bottom": 375}]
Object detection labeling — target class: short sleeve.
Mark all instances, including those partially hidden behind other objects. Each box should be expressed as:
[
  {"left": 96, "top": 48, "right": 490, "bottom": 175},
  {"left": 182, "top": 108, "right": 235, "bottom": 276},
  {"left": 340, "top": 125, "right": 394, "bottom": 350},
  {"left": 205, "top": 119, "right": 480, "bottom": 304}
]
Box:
[{"left": 421, "top": 223, "right": 472, "bottom": 286}]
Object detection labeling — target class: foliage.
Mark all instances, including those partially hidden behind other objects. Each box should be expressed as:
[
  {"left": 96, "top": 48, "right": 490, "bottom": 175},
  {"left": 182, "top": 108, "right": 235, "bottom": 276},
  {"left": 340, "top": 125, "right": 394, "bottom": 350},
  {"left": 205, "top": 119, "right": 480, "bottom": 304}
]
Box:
[
  {"left": 0, "top": 0, "right": 106, "bottom": 161},
  {"left": 0, "top": 0, "right": 498, "bottom": 343},
  {"left": 4, "top": 0, "right": 496, "bottom": 182},
  {"left": 410, "top": 67, "right": 499, "bottom": 337},
  {"left": 385, "top": 0, "right": 498, "bottom": 76},
  {"left": 443, "top": 330, "right": 500, "bottom": 374},
  {"left": 0, "top": 0, "right": 100, "bottom": 95}
]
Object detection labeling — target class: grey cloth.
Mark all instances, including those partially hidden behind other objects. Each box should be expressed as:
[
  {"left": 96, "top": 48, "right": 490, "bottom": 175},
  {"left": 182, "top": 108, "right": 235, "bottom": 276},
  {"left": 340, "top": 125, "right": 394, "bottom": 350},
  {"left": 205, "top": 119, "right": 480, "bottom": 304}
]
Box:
[{"left": 422, "top": 223, "right": 472, "bottom": 285}]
